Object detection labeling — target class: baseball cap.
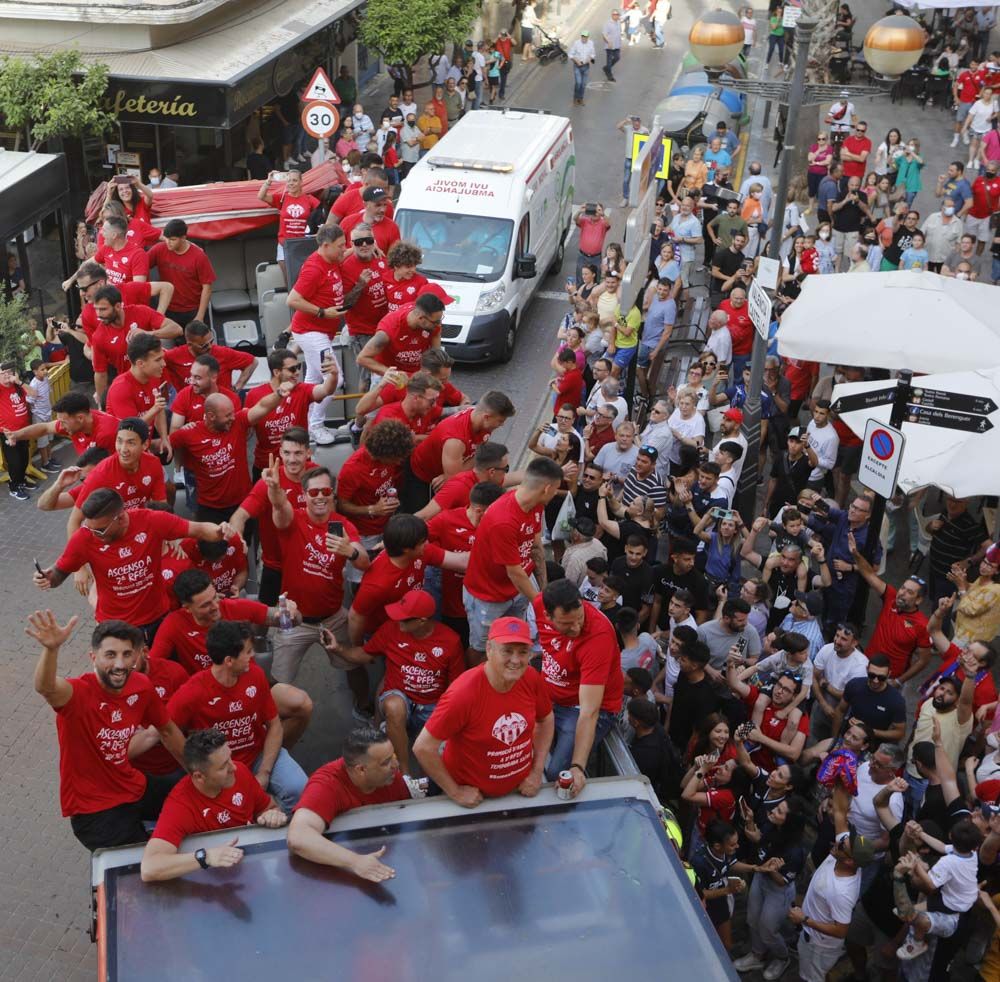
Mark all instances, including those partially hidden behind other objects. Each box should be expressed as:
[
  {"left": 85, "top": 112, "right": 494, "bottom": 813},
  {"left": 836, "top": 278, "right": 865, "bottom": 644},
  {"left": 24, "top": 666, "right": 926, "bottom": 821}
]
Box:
[
  {"left": 362, "top": 186, "right": 389, "bottom": 202},
  {"left": 848, "top": 829, "right": 877, "bottom": 867},
  {"left": 489, "top": 617, "right": 532, "bottom": 644},
  {"left": 464, "top": 39, "right": 474, "bottom": 46},
  {"left": 793, "top": 590, "right": 824, "bottom": 616},
  {"left": 788, "top": 426, "right": 804, "bottom": 440},
  {"left": 385, "top": 589, "right": 436, "bottom": 621},
  {"left": 421, "top": 282, "right": 456, "bottom": 306},
  {"left": 570, "top": 515, "right": 597, "bottom": 537},
  {"left": 581, "top": 29, "right": 590, "bottom": 36},
  {"left": 977, "top": 779, "right": 1000, "bottom": 805},
  {"left": 723, "top": 407, "right": 744, "bottom": 423}
]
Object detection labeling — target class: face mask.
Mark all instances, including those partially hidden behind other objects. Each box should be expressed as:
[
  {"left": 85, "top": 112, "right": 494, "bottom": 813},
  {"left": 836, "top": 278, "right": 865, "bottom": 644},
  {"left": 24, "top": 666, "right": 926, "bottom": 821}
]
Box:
[
  {"left": 957, "top": 272, "right": 970, "bottom": 280},
  {"left": 943, "top": 207, "right": 955, "bottom": 216},
  {"left": 819, "top": 230, "right": 830, "bottom": 240},
  {"left": 907, "top": 144, "right": 917, "bottom": 151},
  {"left": 149, "top": 177, "right": 161, "bottom": 187}
]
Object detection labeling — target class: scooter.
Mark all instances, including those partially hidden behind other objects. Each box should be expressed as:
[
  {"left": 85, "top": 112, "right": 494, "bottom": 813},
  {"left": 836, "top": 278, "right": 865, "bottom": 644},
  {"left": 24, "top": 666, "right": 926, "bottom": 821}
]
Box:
[{"left": 535, "top": 26, "right": 568, "bottom": 64}]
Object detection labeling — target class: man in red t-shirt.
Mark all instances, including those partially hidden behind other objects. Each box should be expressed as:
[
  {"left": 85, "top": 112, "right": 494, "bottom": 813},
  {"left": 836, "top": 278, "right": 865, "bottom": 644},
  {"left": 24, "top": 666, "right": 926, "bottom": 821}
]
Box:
[
  {"left": 551, "top": 350, "right": 585, "bottom": 413},
  {"left": 288, "top": 726, "right": 409, "bottom": 882},
  {"left": 359, "top": 590, "right": 464, "bottom": 773},
  {"left": 0, "top": 362, "right": 34, "bottom": 499},
  {"left": 104, "top": 334, "right": 170, "bottom": 454},
  {"left": 167, "top": 620, "right": 307, "bottom": 811},
  {"left": 340, "top": 187, "right": 402, "bottom": 254},
  {"left": 383, "top": 242, "right": 428, "bottom": 311},
  {"left": 162, "top": 319, "right": 257, "bottom": 393},
  {"left": 38, "top": 487, "right": 231, "bottom": 638},
  {"left": 168, "top": 354, "right": 241, "bottom": 429},
  {"left": 357, "top": 292, "right": 446, "bottom": 382},
  {"left": 533, "top": 579, "right": 624, "bottom": 795},
  {"left": 257, "top": 169, "right": 320, "bottom": 273},
  {"left": 340, "top": 226, "right": 389, "bottom": 347},
  {"left": 415, "top": 616, "right": 554, "bottom": 805},
  {"left": 335, "top": 418, "right": 414, "bottom": 547},
  {"left": 463, "top": 457, "right": 564, "bottom": 660},
  {"left": 727, "top": 667, "right": 809, "bottom": 772},
  {"left": 417, "top": 439, "right": 514, "bottom": 521},
  {"left": 94, "top": 216, "right": 150, "bottom": 287},
  {"left": 952, "top": 62, "right": 983, "bottom": 146},
  {"left": 5, "top": 390, "right": 118, "bottom": 461},
  {"left": 181, "top": 533, "right": 248, "bottom": 597},
  {"left": 148, "top": 219, "right": 217, "bottom": 327},
  {"left": 839, "top": 121, "right": 871, "bottom": 181},
  {"left": 370, "top": 371, "right": 442, "bottom": 440},
  {"left": 141, "top": 729, "right": 286, "bottom": 881},
  {"left": 170, "top": 387, "right": 289, "bottom": 522},
  {"left": 332, "top": 163, "right": 396, "bottom": 221},
  {"left": 575, "top": 204, "right": 612, "bottom": 281},
  {"left": 27, "top": 611, "right": 185, "bottom": 850},
  {"left": 964, "top": 164, "right": 1000, "bottom": 250},
  {"left": 73, "top": 259, "right": 172, "bottom": 328},
  {"left": 358, "top": 345, "right": 470, "bottom": 420},
  {"left": 717, "top": 289, "right": 754, "bottom": 361}
]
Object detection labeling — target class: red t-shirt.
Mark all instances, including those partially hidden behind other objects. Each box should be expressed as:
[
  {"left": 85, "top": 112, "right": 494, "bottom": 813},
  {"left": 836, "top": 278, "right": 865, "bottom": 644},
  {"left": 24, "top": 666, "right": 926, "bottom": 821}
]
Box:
[
  {"left": 425, "top": 664, "right": 552, "bottom": 797},
  {"left": 718, "top": 300, "right": 753, "bottom": 356},
  {"left": 363, "top": 620, "right": 465, "bottom": 703},
  {"left": 782, "top": 358, "right": 818, "bottom": 401},
  {"left": 96, "top": 214, "right": 159, "bottom": 250},
  {"left": 245, "top": 382, "right": 314, "bottom": 469},
  {"left": 163, "top": 343, "right": 255, "bottom": 392},
  {"left": 105, "top": 370, "right": 162, "bottom": 420},
  {"left": 54, "top": 672, "right": 168, "bottom": 816},
  {"left": 374, "top": 305, "right": 441, "bottom": 373},
  {"left": 865, "top": 585, "right": 932, "bottom": 678},
  {"left": 277, "top": 509, "right": 360, "bottom": 617},
  {"left": 956, "top": 69, "right": 982, "bottom": 103},
  {"left": 55, "top": 409, "right": 119, "bottom": 456},
  {"left": 431, "top": 470, "right": 480, "bottom": 512},
  {"left": 168, "top": 662, "right": 277, "bottom": 766},
  {"left": 289, "top": 252, "right": 345, "bottom": 338},
  {"left": 150, "top": 599, "right": 269, "bottom": 675},
  {"left": 744, "top": 684, "right": 809, "bottom": 772},
  {"left": 917, "top": 643, "right": 999, "bottom": 717},
  {"left": 970, "top": 175, "right": 1000, "bottom": 220},
  {"left": 181, "top": 533, "right": 247, "bottom": 596},
  {"left": 0, "top": 382, "right": 31, "bottom": 429},
  {"left": 159, "top": 550, "right": 194, "bottom": 610},
  {"left": 532, "top": 597, "right": 624, "bottom": 712},
  {"left": 554, "top": 367, "right": 585, "bottom": 412},
  {"left": 464, "top": 490, "right": 541, "bottom": 603},
  {"left": 133, "top": 659, "right": 190, "bottom": 775},
  {"left": 147, "top": 241, "right": 217, "bottom": 313},
  {"left": 294, "top": 757, "right": 408, "bottom": 826},
  {"left": 238, "top": 469, "right": 310, "bottom": 570},
  {"left": 384, "top": 271, "right": 429, "bottom": 311},
  {"left": 331, "top": 187, "right": 396, "bottom": 222},
  {"left": 381, "top": 378, "right": 464, "bottom": 408},
  {"left": 340, "top": 253, "right": 389, "bottom": 335},
  {"left": 169, "top": 410, "right": 253, "bottom": 508},
  {"left": 151, "top": 761, "right": 272, "bottom": 846},
  {"left": 427, "top": 506, "right": 478, "bottom": 617},
  {"left": 587, "top": 423, "right": 616, "bottom": 456},
  {"left": 80, "top": 282, "right": 153, "bottom": 340},
  {"left": 341, "top": 211, "right": 401, "bottom": 255},
  {"left": 410, "top": 408, "right": 488, "bottom": 484},
  {"left": 170, "top": 384, "right": 241, "bottom": 424},
  {"left": 351, "top": 545, "right": 446, "bottom": 634},
  {"left": 94, "top": 240, "right": 150, "bottom": 286},
  {"left": 76, "top": 451, "right": 166, "bottom": 511},
  {"left": 578, "top": 215, "right": 611, "bottom": 255},
  {"left": 90, "top": 305, "right": 165, "bottom": 374},
  {"left": 336, "top": 446, "right": 402, "bottom": 536},
  {"left": 56, "top": 508, "right": 189, "bottom": 624},
  {"left": 373, "top": 400, "right": 438, "bottom": 436},
  {"left": 840, "top": 135, "right": 871, "bottom": 179},
  {"left": 698, "top": 787, "right": 737, "bottom": 834},
  {"left": 275, "top": 191, "right": 320, "bottom": 244}
]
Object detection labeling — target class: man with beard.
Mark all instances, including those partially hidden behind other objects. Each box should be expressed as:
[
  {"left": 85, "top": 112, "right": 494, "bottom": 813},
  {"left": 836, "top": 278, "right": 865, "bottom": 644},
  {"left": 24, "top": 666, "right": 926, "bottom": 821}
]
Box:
[
  {"left": 649, "top": 537, "right": 711, "bottom": 629},
  {"left": 27, "top": 610, "right": 185, "bottom": 851},
  {"left": 741, "top": 528, "right": 811, "bottom": 631}
]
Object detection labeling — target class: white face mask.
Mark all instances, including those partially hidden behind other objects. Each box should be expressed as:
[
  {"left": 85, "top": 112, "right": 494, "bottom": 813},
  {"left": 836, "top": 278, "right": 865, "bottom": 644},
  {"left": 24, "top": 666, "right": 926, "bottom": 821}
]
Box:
[
  {"left": 149, "top": 177, "right": 161, "bottom": 187},
  {"left": 819, "top": 230, "right": 830, "bottom": 240},
  {"left": 943, "top": 206, "right": 955, "bottom": 216},
  {"left": 956, "top": 272, "right": 970, "bottom": 280}
]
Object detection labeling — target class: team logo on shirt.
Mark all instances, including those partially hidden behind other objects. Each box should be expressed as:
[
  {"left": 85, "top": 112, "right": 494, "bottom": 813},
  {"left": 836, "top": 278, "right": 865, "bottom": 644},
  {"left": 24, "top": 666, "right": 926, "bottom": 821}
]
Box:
[
  {"left": 110, "top": 709, "right": 122, "bottom": 723},
  {"left": 216, "top": 809, "right": 231, "bottom": 825},
  {"left": 245, "top": 686, "right": 257, "bottom": 698},
  {"left": 135, "top": 532, "right": 148, "bottom": 544},
  {"left": 414, "top": 651, "right": 427, "bottom": 662},
  {"left": 232, "top": 792, "right": 244, "bottom": 807},
  {"left": 229, "top": 700, "right": 244, "bottom": 712},
  {"left": 122, "top": 256, "right": 129, "bottom": 264},
  {"left": 142, "top": 476, "right": 152, "bottom": 486},
  {"left": 492, "top": 712, "right": 528, "bottom": 746},
  {"left": 127, "top": 486, "right": 137, "bottom": 496},
  {"left": 155, "top": 686, "right": 166, "bottom": 698},
  {"left": 208, "top": 696, "right": 222, "bottom": 705},
  {"left": 127, "top": 694, "right": 139, "bottom": 706},
  {"left": 286, "top": 203, "right": 306, "bottom": 218},
  {"left": 119, "top": 547, "right": 133, "bottom": 558},
  {"left": 432, "top": 646, "right": 443, "bottom": 657},
  {"left": 407, "top": 286, "right": 416, "bottom": 295}
]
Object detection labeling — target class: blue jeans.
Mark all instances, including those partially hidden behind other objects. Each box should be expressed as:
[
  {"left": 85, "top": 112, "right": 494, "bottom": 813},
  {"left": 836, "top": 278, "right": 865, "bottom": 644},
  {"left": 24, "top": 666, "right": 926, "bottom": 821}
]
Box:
[
  {"left": 766, "top": 34, "right": 785, "bottom": 64},
  {"left": 254, "top": 748, "right": 308, "bottom": 814},
  {"left": 573, "top": 64, "right": 589, "bottom": 101},
  {"left": 463, "top": 586, "right": 529, "bottom": 651},
  {"left": 748, "top": 875, "right": 796, "bottom": 961},
  {"left": 653, "top": 21, "right": 664, "bottom": 46},
  {"left": 544, "top": 703, "right": 616, "bottom": 780},
  {"left": 604, "top": 47, "right": 621, "bottom": 76},
  {"left": 472, "top": 79, "right": 483, "bottom": 109},
  {"left": 622, "top": 158, "right": 632, "bottom": 200}
]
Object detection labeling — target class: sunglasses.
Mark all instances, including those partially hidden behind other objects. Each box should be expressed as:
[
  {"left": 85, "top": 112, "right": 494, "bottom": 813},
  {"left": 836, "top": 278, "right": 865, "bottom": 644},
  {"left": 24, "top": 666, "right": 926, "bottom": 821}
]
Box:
[
  {"left": 305, "top": 487, "right": 334, "bottom": 498},
  {"left": 83, "top": 513, "right": 124, "bottom": 538},
  {"left": 910, "top": 576, "right": 927, "bottom": 587},
  {"left": 639, "top": 445, "right": 657, "bottom": 455},
  {"left": 352, "top": 237, "right": 375, "bottom": 246},
  {"left": 489, "top": 464, "right": 511, "bottom": 473},
  {"left": 867, "top": 673, "right": 888, "bottom": 683}
]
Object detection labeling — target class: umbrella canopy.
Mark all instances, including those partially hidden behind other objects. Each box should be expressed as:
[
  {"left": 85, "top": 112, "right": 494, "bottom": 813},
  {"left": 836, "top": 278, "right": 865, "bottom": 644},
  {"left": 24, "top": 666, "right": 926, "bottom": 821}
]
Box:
[
  {"left": 831, "top": 367, "right": 1000, "bottom": 497},
  {"left": 777, "top": 271, "right": 1000, "bottom": 374},
  {"left": 893, "top": 0, "right": 996, "bottom": 8}
]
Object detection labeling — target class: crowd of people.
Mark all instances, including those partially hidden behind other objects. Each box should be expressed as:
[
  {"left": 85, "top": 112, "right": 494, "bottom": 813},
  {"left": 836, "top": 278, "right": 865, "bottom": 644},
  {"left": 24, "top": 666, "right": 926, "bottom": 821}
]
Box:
[{"left": 3, "top": 4, "right": 1000, "bottom": 980}]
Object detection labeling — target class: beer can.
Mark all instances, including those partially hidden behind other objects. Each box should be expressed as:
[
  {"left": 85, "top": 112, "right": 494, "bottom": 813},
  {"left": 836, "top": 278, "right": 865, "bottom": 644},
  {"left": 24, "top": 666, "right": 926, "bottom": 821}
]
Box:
[{"left": 556, "top": 771, "right": 574, "bottom": 800}]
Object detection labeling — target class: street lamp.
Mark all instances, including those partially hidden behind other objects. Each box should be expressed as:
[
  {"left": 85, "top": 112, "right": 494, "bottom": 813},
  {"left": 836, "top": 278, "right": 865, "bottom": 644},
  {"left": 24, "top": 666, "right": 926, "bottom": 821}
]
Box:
[{"left": 685, "top": 12, "right": 925, "bottom": 524}]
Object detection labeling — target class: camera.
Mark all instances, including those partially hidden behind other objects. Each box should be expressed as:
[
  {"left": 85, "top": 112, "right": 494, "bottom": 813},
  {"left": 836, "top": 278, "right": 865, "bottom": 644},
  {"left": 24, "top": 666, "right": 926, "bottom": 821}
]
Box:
[{"left": 584, "top": 202, "right": 598, "bottom": 215}]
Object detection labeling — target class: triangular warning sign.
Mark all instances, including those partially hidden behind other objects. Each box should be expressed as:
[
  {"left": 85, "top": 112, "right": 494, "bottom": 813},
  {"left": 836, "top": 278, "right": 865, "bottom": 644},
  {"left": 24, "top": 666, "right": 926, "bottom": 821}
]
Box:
[{"left": 303, "top": 67, "right": 338, "bottom": 103}]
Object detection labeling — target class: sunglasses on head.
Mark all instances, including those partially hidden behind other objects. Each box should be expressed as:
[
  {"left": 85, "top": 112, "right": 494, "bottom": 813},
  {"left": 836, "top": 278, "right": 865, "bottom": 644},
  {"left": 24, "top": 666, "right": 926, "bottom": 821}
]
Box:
[
  {"left": 910, "top": 576, "right": 927, "bottom": 587},
  {"left": 305, "top": 486, "right": 334, "bottom": 498},
  {"left": 352, "top": 237, "right": 375, "bottom": 246},
  {"left": 640, "top": 445, "right": 657, "bottom": 455}
]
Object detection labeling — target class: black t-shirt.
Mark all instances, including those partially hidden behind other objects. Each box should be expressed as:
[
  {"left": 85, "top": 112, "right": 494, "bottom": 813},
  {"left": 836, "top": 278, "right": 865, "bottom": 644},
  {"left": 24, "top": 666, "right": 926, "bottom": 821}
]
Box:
[
  {"left": 756, "top": 822, "right": 806, "bottom": 885},
  {"left": 928, "top": 511, "right": 988, "bottom": 578},
  {"left": 572, "top": 487, "right": 601, "bottom": 528},
  {"left": 246, "top": 151, "right": 272, "bottom": 180},
  {"left": 769, "top": 453, "right": 812, "bottom": 515},
  {"left": 610, "top": 556, "right": 656, "bottom": 611},
  {"left": 884, "top": 225, "right": 916, "bottom": 266},
  {"left": 669, "top": 673, "right": 721, "bottom": 749},
  {"left": 759, "top": 557, "right": 798, "bottom": 631},
  {"left": 651, "top": 563, "right": 710, "bottom": 627},
  {"left": 692, "top": 843, "right": 735, "bottom": 925},
  {"left": 58, "top": 329, "right": 95, "bottom": 385},
  {"left": 711, "top": 247, "right": 745, "bottom": 294},
  {"left": 605, "top": 518, "right": 657, "bottom": 563},
  {"left": 842, "top": 677, "right": 907, "bottom": 734},
  {"left": 832, "top": 192, "right": 865, "bottom": 232},
  {"left": 630, "top": 724, "right": 681, "bottom": 799}
]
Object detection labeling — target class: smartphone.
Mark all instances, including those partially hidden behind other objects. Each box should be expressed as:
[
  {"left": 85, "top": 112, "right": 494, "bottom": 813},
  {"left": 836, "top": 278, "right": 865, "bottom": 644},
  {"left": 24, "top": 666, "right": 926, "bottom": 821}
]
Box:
[
  {"left": 813, "top": 498, "right": 831, "bottom": 515},
  {"left": 272, "top": 171, "right": 290, "bottom": 182},
  {"left": 584, "top": 202, "right": 598, "bottom": 215},
  {"left": 321, "top": 347, "right": 334, "bottom": 364},
  {"left": 710, "top": 507, "right": 730, "bottom": 520},
  {"left": 114, "top": 174, "right": 132, "bottom": 185},
  {"left": 33, "top": 558, "right": 44, "bottom": 576},
  {"left": 735, "top": 635, "right": 748, "bottom": 657},
  {"left": 327, "top": 521, "right": 344, "bottom": 538},
  {"left": 159, "top": 382, "right": 170, "bottom": 398},
  {"left": 566, "top": 275, "right": 576, "bottom": 288}
]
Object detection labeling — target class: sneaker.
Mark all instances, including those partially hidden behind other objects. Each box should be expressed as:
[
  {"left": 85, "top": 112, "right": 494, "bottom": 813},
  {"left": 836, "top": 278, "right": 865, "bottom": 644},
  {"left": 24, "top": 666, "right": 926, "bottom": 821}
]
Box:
[
  {"left": 620, "top": 197, "right": 629, "bottom": 208},
  {"left": 950, "top": 135, "right": 960, "bottom": 147},
  {"left": 763, "top": 958, "right": 790, "bottom": 980},
  {"left": 309, "top": 424, "right": 336, "bottom": 446},
  {"left": 896, "top": 939, "right": 928, "bottom": 961},
  {"left": 963, "top": 131, "right": 971, "bottom": 145},
  {"left": 733, "top": 953, "right": 766, "bottom": 973},
  {"left": 42, "top": 460, "right": 62, "bottom": 472},
  {"left": 23, "top": 478, "right": 38, "bottom": 489},
  {"left": 8, "top": 485, "right": 28, "bottom": 501}
]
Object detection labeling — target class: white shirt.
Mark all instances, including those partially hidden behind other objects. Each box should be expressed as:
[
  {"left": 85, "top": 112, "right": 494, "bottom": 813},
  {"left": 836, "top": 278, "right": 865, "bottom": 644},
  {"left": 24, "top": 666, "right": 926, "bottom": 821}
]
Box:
[
  {"left": 849, "top": 761, "right": 903, "bottom": 843},
  {"left": 706, "top": 328, "right": 732, "bottom": 365},
  {"left": 813, "top": 643, "right": 869, "bottom": 694},
  {"left": 826, "top": 100, "right": 856, "bottom": 134},
  {"left": 716, "top": 430, "right": 747, "bottom": 485},
  {"left": 666, "top": 408, "right": 705, "bottom": 465},
  {"left": 399, "top": 99, "right": 419, "bottom": 119},
  {"left": 929, "top": 848, "right": 979, "bottom": 913},
  {"left": 638, "top": 419, "right": 674, "bottom": 482},
  {"left": 568, "top": 39, "right": 596, "bottom": 64},
  {"left": 471, "top": 51, "right": 486, "bottom": 82},
  {"left": 430, "top": 54, "right": 451, "bottom": 85},
  {"left": 967, "top": 98, "right": 999, "bottom": 134},
  {"left": 801, "top": 854, "right": 860, "bottom": 949},
  {"left": 586, "top": 385, "right": 627, "bottom": 426},
  {"left": 806, "top": 420, "right": 839, "bottom": 481},
  {"left": 754, "top": 650, "right": 814, "bottom": 690}
]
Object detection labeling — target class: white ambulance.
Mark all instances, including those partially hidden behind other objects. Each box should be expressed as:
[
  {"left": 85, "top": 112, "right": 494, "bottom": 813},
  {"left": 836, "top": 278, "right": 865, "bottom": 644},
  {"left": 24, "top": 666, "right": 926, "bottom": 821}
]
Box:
[{"left": 394, "top": 108, "right": 575, "bottom": 362}]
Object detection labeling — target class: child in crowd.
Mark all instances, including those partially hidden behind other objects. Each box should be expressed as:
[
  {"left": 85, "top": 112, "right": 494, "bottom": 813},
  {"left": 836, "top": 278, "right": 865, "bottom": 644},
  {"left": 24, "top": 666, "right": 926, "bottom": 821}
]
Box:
[{"left": 25, "top": 359, "right": 58, "bottom": 472}]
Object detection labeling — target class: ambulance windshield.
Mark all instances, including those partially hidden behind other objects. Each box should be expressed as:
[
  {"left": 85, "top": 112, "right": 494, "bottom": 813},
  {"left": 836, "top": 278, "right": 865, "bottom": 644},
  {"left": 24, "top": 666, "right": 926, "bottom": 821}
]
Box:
[{"left": 395, "top": 209, "right": 514, "bottom": 282}]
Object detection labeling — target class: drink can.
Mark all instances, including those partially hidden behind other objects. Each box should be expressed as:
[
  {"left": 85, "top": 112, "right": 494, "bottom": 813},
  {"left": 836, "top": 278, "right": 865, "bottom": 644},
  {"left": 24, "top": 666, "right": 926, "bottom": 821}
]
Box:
[
  {"left": 404, "top": 775, "right": 429, "bottom": 798},
  {"left": 556, "top": 771, "right": 574, "bottom": 800},
  {"left": 386, "top": 486, "right": 397, "bottom": 499}
]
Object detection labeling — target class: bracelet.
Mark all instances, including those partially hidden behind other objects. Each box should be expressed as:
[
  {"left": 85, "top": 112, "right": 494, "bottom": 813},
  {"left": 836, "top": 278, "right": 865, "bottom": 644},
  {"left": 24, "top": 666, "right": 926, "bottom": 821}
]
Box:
[
  {"left": 349, "top": 546, "right": 360, "bottom": 562},
  {"left": 368, "top": 505, "right": 374, "bottom": 517},
  {"left": 570, "top": 763, "right": 587, "bottom": 776}
]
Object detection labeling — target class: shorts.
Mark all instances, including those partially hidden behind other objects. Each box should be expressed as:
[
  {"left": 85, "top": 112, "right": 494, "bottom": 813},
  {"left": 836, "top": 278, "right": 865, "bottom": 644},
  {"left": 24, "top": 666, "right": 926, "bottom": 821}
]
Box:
[
  {"left": 965, "top": 214, "right": 992, "bottom": 243},
  {"left": 378, "top": 689, "right": 436, "bottom": 730},
  {"left": 956, "top": 101, "right": 974, "bottom": 123},
  {"left": 679, "top": 259, "right": 694, "bottom": 288},
  {"left": 637, "top": 342, "right": 658, "bottom": 368},
  {"left": 613, "top": 345, "right": 637, "bottom": 369},
  {"left": 796, "top": 933, "right": 845, "bottom": 982},
  {"left": 521, "top": 26, "right": 534, "bottom": 43},
  {"left": 846, "top": 903, "right": 897, "bottom": 972},
  {"left": 35, "top": 432, "right": 51, "bottom": 449},
  {"left": 271, "top": 607, "right": 351, "bottom": 683},
  {"left": 463, "top": 586, "right": 530, "bottom": 651},
  {"left": 277, "top": 243, "right": 285, "bottom": 261},
  {"left": 835, "top": 443, "right": 861, "bottom": 475}
]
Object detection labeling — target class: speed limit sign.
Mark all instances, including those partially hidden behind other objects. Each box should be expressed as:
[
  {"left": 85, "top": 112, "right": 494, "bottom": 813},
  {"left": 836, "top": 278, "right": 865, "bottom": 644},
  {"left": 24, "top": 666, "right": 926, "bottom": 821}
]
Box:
[{"left": 301, "top": 100, "right": 340, "bottom": 139}]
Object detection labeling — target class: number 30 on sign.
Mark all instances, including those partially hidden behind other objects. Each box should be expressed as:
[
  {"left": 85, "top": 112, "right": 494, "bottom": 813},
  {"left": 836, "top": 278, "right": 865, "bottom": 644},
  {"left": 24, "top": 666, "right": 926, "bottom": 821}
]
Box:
[{"left": 301, "top": 101, "right": 340, "bottom": 139}]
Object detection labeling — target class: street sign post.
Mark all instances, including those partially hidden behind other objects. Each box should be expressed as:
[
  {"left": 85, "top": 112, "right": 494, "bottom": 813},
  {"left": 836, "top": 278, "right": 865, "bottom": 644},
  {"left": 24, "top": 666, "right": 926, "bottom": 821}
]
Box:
[
  {"left": 303, "top": 67, "right": 338, "bottom": 103},
  {"left": 301, "top": 101, "right": 340, "bottom": 140},
  {"left": 908, "top": 388, "right": 998, "bottom": 416},
  {"left": 831, "top": 386, "right": 894, "bottom": 415},
  {"left": 858, "top": 419, "right": 905, "bottom": 498},
  {"left": 904, "top": 405, "right": 994, "bottom": 433},
  {"left": 748, "top": 277, "right": 772, "bottom": 342}
]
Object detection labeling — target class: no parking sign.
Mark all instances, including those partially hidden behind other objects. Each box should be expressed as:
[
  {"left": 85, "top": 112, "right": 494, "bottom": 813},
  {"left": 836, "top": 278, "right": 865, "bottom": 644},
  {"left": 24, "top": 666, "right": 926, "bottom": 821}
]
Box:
[{"left": 858, "top": 418, "right": 905, "bottom": 498}]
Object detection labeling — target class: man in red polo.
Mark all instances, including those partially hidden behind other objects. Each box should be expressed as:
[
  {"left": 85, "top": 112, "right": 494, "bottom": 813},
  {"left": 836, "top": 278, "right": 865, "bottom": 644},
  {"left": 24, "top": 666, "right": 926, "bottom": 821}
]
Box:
[
  {"left": 168, "top": 355, "right": 241, "bottom": 429},
  {"left": 340, "top": 188, "right": 401, "bottom": 254},
  {"left": 370, "top": 371, "right": 442, "bottom": 440},
  {"left": 340, "top": 222, "right": 389, "bottom": 369},
  {"left": 357, "top": 292, "right": 446, "bottom": 381},
  {"left": 94, "top": 216, "right": 149, "bottom": 287},
  {"left": 104, "top": 334, "right": 170, "bottom": 454},
  {"left": 148, "top": 219, "right": 217, "bottom": 328},
  {"left": 163, "top": 320, "right": 257, "bottom": 393},
  {"left": 414, "top": 616, "right": 553, "bottom": 805},
  {"left": 533, "top": 579, "right": 624, "bottom": 795},
  {"left": 839, "top": 120, "right": 871, "bottom": 183},
  {"left": 717, "top": 287, "right": 754, "bottom": 370},
  {"left": 5, "top": 391, "right": 118, "bottom": 458}
]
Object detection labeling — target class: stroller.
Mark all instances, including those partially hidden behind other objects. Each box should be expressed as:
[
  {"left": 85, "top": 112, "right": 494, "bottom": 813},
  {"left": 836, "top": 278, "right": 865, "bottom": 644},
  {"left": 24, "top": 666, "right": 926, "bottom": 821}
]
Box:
[{"left": 535, "top": 25, "right": 568, "bottom": 64}]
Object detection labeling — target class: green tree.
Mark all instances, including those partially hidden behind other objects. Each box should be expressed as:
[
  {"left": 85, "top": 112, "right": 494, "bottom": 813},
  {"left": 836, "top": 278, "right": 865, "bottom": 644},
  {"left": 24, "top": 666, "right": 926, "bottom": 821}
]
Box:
[
  {"left": 0, "top": 292, "right": 32, "bottom": 371},
  {"left": 0, "top": 51, "right": 115, "bottom": 151},
  {"left": 360, "top": 0, "right": 482, "bottom": 68}
]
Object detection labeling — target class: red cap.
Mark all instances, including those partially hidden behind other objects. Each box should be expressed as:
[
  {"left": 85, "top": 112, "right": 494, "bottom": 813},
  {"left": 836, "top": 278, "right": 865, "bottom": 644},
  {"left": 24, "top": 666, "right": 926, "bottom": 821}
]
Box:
[
  {"left": 421, "top": 283, "right": 455, "bottom": 306},
  {"left": 723, "top": 407, "right": 744, "bottom": 423},
  {"left": 488, "top": 617, "right": 533, "bottom": 645},
  {"left": 977, "top": 779, "right": 1000, "bottom": 804},
  {"left": 384, "top": 589, "right": 436, "bottom": 621},
  {"left": 987, "top": 542, "right": 1000, "bottom": 566}
]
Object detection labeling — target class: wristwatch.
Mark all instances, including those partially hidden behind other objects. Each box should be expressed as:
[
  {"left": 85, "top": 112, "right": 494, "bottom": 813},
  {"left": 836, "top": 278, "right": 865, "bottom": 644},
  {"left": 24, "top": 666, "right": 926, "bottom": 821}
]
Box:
[
  {"left": 194, "top": 848, "right": 209, "bottom": 870},
  {"left": 316, "top": 307, "right": 326, "bottom": 319},
  {"left": 349, "top": 546, "right": 360, "bottom": 562}
]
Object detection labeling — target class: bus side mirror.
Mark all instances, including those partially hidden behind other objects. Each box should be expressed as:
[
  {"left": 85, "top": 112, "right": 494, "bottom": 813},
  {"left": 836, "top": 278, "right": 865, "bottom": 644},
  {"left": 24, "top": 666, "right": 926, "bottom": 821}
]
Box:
[{"left": 514, "top": 253, "right": 537, "bottom": 279}]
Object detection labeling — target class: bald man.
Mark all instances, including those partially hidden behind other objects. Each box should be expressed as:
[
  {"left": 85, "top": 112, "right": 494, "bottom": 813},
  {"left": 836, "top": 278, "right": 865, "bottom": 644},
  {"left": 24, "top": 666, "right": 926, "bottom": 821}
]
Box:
[{"left": 170, "top": 384, "right": 293, "bottom": 523}]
